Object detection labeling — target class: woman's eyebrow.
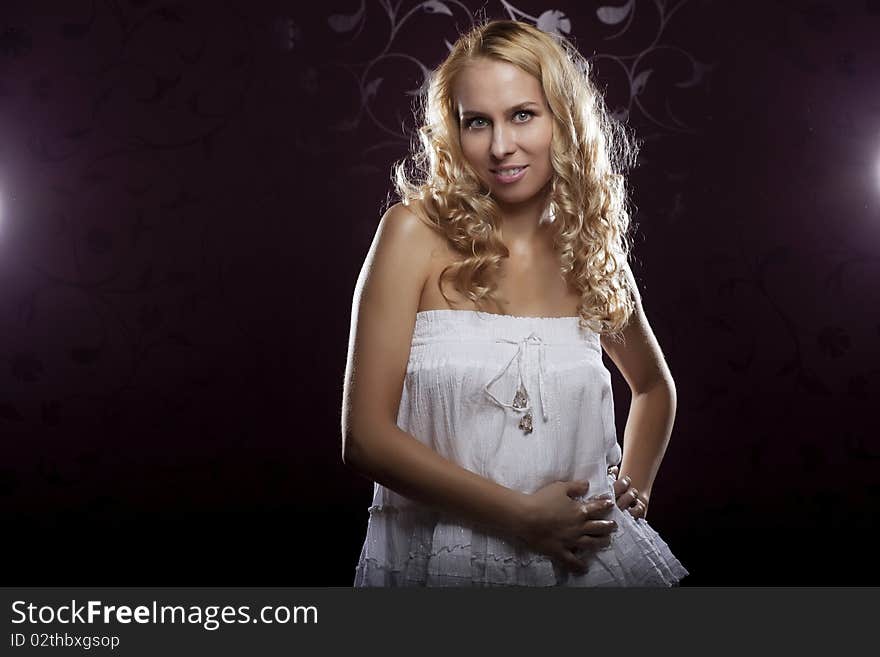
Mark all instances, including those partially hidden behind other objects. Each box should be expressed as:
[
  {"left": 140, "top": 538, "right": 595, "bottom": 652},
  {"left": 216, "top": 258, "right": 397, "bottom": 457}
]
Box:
[{"left": 460, "top": 101, "right": 540, "bottom": 118}]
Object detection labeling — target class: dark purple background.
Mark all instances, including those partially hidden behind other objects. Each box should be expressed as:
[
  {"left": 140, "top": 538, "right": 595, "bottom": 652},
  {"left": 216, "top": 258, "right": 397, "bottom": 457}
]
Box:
[{"left": 1, "top": 0, "right": 878, "bottom": 585}]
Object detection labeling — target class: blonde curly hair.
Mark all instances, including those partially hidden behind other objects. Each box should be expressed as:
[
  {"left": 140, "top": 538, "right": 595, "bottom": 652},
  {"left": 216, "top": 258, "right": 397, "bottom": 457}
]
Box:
[{"left": 392, "top": 19, "right": 639, "bottom": 338}]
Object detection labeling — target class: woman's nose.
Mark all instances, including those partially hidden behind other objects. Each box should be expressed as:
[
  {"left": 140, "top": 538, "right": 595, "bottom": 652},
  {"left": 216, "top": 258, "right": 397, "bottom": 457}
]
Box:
[{"left": 490, "top": 126, "right": 516, "bottom": 160}]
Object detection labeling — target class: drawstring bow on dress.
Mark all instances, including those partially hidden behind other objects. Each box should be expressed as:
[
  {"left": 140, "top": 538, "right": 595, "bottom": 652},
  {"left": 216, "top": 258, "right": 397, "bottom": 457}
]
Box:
[{"left": 483, "top": 331, "right": 549, "bottom": 435}]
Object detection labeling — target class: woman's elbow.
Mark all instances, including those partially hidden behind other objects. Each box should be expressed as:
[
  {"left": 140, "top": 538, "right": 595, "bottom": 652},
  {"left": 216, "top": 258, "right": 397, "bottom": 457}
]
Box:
[
  {"left": 341, "top": 420, "right": 383, "bottom": 472},
  {"left": 634, "top": 374, "right": 676, "bottom": 402},
  {"left": 341, "top": 430, "right": 364, "bottom": 469}
]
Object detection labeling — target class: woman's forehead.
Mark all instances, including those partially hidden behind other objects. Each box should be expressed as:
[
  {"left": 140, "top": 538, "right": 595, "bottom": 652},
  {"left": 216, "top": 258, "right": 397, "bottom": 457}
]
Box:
[{"left": 453, "top": 59, "right": 544, "bottom": 111}]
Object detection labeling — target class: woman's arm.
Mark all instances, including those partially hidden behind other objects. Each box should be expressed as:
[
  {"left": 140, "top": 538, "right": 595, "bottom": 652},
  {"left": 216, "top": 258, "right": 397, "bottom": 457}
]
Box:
[
  {"left": 617, "top": 379, "right": 676, "bottom": 514},
  {"left": 341, "top": 203, "right": 532, "bottom": 537},
  {"left": 600, "top": 264, "right": 677, "bottom": 514}
]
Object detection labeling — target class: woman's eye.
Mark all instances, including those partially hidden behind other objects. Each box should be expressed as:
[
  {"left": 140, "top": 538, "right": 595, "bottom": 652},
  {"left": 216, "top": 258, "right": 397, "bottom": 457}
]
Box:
[{"left": 465, "top": 111, "right": 532, "bottom": 130}]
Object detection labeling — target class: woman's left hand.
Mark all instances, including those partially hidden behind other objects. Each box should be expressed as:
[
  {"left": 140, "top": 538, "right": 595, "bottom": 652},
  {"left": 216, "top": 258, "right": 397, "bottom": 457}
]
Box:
[{"left": 607, "top": 465, "right": 647, "bottom": 520}]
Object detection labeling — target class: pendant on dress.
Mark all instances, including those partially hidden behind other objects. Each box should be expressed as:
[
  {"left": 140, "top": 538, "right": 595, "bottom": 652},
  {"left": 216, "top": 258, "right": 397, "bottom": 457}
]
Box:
[
  {"left": 512, "top": 384, "right": 533, "bottom": 434},
  {"left": 512, "top": 383, "right": 528, "bottom": 410}
]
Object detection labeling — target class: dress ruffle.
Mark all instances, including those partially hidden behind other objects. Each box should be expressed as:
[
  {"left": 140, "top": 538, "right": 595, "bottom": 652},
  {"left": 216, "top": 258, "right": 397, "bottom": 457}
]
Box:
[{"left": 354, "top": 479, "right": 688, "bottom": 587}]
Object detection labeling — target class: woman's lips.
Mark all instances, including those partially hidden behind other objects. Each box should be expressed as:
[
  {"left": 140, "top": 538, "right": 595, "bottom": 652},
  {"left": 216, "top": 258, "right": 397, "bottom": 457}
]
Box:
[{"left": 491, "top": 165, "right": 528, "bottom": 184}]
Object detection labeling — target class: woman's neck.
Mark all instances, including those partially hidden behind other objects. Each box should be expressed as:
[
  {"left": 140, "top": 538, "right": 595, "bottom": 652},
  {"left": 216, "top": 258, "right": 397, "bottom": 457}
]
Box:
[{"left": 495, "top": 189, "right": 553, "bottom": 249}]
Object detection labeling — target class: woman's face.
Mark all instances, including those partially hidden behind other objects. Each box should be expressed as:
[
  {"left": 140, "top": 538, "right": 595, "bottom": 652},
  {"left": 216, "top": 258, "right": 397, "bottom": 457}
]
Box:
[{"left": 453, "top": 57, "right": 554, "bottom": 208}]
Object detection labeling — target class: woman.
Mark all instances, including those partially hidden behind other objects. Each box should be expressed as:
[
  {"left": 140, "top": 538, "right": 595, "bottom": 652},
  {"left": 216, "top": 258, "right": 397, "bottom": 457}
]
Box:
[{"left": 342, "top": 19, "right": 688, "bottom": 586}]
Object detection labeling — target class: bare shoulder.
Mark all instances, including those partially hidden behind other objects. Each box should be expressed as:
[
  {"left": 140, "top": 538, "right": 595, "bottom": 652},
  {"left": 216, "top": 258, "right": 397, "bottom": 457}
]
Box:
[
  {"left": 370, "top": 201, "right": 445, "bottom": 278},
  {"left": 353, "top": 201, "right": 437, "bottom": 318},
  {"left": 379, "top": 200, "right": 438, "bottom": 244}
]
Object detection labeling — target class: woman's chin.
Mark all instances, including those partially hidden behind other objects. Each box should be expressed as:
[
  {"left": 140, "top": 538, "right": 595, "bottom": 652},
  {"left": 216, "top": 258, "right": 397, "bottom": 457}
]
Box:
[{"left": 491, "top": 189, "right": 542, "bottom": 206}]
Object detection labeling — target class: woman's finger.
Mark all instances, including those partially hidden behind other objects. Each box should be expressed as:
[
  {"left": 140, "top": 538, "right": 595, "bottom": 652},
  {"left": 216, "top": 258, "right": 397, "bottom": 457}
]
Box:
[
  {"left": 628, "top": 499, "right": 646, "bottom": 520},
  {"left": 579, "top": 497, "right": 615, "bottom": 520},
  {"left": 626, "top": 487, "right": 640, "bottom": 507},
  {"left": 614, "top": 486, "right": 639, "bottom": 511},
  {"left": 612, "top": 474, "right": 631, "bottom": 501},
  {"left": 581, "top": 519, "right": 617, "bottom": 536}
]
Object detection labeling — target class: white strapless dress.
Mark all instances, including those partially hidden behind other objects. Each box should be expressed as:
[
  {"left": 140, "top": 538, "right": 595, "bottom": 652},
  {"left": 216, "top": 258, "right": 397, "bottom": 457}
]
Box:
[{"left": 354, "top": 309, "right": 688, "bottom": 586}]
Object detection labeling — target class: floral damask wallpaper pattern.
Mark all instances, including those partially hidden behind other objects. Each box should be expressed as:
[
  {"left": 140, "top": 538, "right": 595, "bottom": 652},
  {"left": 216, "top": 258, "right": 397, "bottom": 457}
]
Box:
[{"left": 322, "top": 0, "right": 711, "bottom": 154}]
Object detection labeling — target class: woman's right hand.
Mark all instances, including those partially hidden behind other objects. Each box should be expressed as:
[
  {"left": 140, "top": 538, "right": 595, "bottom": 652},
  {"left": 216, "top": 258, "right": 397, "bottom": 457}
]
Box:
[{"left": 518, "top": 480, "right": 618, "bottom": 575}]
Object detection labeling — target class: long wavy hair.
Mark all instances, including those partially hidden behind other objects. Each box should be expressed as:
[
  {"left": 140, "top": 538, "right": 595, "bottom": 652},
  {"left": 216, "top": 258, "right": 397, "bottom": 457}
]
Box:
[{"left": 392, "top": 19, "right": 639, "bottom": 338}]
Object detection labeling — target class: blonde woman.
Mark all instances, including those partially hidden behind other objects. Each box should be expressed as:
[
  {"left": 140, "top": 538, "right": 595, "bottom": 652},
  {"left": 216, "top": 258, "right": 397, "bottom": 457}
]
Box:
[{"left": 342, "top": 19, "right": 688, "bottom": 586}]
